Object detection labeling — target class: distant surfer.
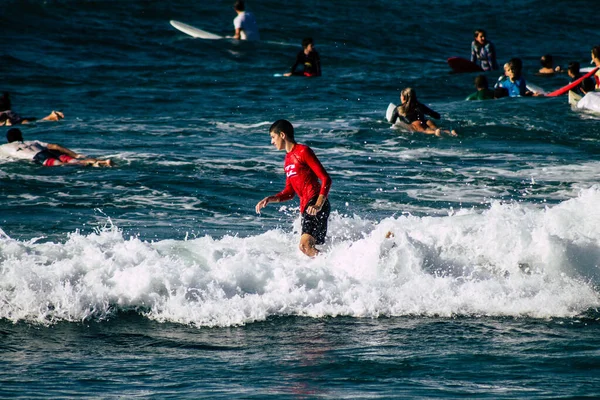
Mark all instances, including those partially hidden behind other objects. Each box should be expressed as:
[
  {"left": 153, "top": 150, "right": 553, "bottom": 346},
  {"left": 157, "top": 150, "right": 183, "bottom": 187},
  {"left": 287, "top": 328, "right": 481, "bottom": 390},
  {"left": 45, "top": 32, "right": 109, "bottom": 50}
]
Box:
[
  {"left": 0, "top": 92, "right": 64, "bottom": 126},
  {"left": 470, "top": 29, "right": 498, "bottom": 72},
  {"left": 255, "top": 120, "right": 331, "bottom": 257},
  {"left": 466, "top": 75, "right": 495, "bottom": 101},
  {"left": 495, "top": 58, "right": 539, "bottom": 97},
  {"left": 283, "top": 38, "right": 322, "bottom": 77},
  {"left": 232, "top": 0, "right": 260, "bottom": 41},
  {"left": 538, "top": 54, "right": 561, "bottom": 75},
  {"left": 389, "top": 88, "right": 457, "bottom": 137},
  {"left": 0, "top": 128, "right": 112, "bottom": 167}
]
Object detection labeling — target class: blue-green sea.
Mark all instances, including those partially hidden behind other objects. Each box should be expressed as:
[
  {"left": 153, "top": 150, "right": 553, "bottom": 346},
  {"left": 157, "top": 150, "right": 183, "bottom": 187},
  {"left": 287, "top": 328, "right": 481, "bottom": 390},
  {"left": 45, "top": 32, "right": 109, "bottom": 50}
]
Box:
[{"left": 1, "top": 0, "right": 599, "bottom": 398}]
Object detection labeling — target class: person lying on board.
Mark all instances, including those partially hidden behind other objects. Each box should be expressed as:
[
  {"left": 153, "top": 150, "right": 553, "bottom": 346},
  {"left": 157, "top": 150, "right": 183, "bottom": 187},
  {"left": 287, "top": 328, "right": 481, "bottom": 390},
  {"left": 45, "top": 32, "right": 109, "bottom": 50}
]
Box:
[
  {"left": 0, "top": 128, "right": 112, "bottom": 167},
  {"left": 591, "top": 45, "right": 600, "bottom": 89},
  {"left": 466, "top": 75, "right": 495, "bottom": 101},
  {"left": 283, "top": 37, "right": 322, "bottom": 77},
  {"left": 470, "top": 29, "right": 498, "bottom": 72},
  {"left": 232, "top": 0, "right": 259, "bottom": 41},
  {"left": 389, "top": 88, "right": 457, "bottom": 137},
  {"left": 0, "top": 92, "right": 64, "bottom": 126},
  {"left": 255, "top": 120, "right": 331, "bottom": 257},
  {"left": 538, "top": 54, "right": 561, "bottom": 75},
  {"left": 496, "top": 58, "right": 541, "bottom": 97}
]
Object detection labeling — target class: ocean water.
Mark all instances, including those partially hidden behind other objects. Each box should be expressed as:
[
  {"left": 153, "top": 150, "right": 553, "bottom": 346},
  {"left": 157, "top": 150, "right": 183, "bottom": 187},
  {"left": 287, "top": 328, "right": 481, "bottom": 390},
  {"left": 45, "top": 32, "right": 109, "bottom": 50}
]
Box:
[{"left": 1, "top": 0, "right": 600, "bottom": 398}]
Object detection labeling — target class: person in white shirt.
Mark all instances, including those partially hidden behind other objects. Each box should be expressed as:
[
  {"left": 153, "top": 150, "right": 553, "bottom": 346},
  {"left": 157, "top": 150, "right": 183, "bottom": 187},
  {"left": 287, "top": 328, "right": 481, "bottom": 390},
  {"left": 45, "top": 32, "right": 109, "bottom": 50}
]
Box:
[
  {"left": 0, "top": 128, "right": 112, "bottom": 167},
  {"left": 232, "top": 0, "right": 259, "bottom": 41},
  {"left": 576, "top": 78, "right": 600, "bottom": 114}
]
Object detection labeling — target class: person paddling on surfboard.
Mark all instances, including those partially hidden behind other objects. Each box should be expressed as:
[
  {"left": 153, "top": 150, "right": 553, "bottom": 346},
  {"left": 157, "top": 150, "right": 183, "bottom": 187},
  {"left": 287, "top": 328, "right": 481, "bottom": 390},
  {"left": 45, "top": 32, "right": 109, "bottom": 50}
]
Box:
[
  {"left": 232, "top": 0, "right": 259, "bottom": 41},
  {"left": 0, "top": 92, "right": 64, "bottom": 126},
  {"left": 255, "top": 120, "right": 331, "bottom": 258},
  {"left": 0, "top": 128, "right": 112, "bottom": 167},
  {"left": 283, "top": 38, "right": 322, "bottom": 77},
  {"left": 470, "top": 29, "right": 498, "bottom": 72},
  {"left": 389, "top": 88, "right": 457, "bottom": 137}
]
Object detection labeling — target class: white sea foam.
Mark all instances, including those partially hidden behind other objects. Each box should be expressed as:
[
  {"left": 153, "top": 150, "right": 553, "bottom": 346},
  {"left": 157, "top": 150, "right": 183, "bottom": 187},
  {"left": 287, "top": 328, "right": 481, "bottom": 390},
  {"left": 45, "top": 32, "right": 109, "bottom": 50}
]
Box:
[{"left": 1, "top": 189, "right": 600, "bottom": 327}]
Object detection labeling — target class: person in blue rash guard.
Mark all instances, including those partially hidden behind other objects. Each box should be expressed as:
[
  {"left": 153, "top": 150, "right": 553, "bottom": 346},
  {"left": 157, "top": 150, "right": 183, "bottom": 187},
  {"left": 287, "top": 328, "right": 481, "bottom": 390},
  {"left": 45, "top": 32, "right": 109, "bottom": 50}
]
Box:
[{"left": 497, "top": 58, "right": 538, "bottom": 97}]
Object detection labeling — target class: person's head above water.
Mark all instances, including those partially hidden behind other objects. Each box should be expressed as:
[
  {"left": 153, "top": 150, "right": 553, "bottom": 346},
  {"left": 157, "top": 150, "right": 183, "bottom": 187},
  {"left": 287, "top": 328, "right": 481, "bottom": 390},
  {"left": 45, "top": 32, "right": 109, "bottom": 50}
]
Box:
[
  {"left": 269, "top": 119, "right": 295, "bottom": 142},
  {"left": 6, "top": 128, "right": 23, "bottom": 143},
  {"left": 234, "top": 0, "right": 245, "bottom": 12},
  {"left": 540, "top": 54, "right": 553, "bottom": 69},
  {"left": 473, "top": 29, "right": 487, "bottom": 46},
  {"left": 302, "top": 37, "right": 314, "bottom": 49},
  {"left": 475, "top": 75, "right": 489, "bottom": 90}
]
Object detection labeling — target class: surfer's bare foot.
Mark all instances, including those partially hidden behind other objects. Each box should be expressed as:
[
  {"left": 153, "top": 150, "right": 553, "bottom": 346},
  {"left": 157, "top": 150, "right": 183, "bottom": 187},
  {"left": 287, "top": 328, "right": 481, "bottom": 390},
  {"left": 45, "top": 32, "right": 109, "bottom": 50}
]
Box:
[
  {"left": 450, "top": 130, "right": 458, "bottom": 137},
  {"left": 435, "top": 129, "right": 442, "bottom": 137},
  {"left": 42, "top": 111, "right": 64, "bottom": 121}
]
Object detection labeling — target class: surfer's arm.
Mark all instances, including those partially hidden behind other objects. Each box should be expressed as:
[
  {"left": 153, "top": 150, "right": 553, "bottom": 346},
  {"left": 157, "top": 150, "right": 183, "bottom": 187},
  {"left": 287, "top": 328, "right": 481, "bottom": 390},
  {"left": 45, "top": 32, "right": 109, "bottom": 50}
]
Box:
[
  {"left": 470, "top": 41, "right": 477, "bottom": 63},
  {"left": 422, "top": 104, "right": 441, "bottom": 120},
  {"left": 46, "top": 143, "right": 82, "bottom": 159},
  {"left": 304, "top": 147, "right": 331, "bottom": 198},
  {"left": 233, "top": 28, "right": 242, "bottom": 40},
  {"left": 256, "top": 181, "right": 295, "bottom": 213}
]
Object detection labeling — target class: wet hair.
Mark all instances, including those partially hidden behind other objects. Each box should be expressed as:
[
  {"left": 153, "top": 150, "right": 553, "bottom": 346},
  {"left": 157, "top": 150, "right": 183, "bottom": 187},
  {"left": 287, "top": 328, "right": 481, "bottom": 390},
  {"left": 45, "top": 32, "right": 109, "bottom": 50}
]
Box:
[
  {"left": 399, "top": 87, "right": 418, "bottom": 116},
  {"left": 270, "top": 119, "right": 295, "bottom": 141},
  {"left": 494, "top": 87, "right": 509, "bottom": 99},
  {"left": 0, "top": 92, "right": 11, "bottom": 111},
  {"left": 508, "top": 58, "right": 523, "bottom": 78},
  {"left": 581, "top": 77, "right": 596, "bottom": 93},
  {"left": 568, "top": 61, "right": 580, "bottom": 76},
  {"left": 592, "top": 45, "right": 600, "bottom": 61},
  {"left": 474, "top": 29, "right": 486, "bottom": 38},
  {"left": 301, "top": 37, "right": 314, "bottom": 49},
  {"left": 234, "top": 0, "right": 245, "bottom": 11},
  {"left": 475, "top": 75, "right": 489, "bottom": 89},
  {"left": 540, "top": 54, "right": 553, "bottom": 69},
  {"left": 6, "top": 128, "right": 23, "bottom": 143}
]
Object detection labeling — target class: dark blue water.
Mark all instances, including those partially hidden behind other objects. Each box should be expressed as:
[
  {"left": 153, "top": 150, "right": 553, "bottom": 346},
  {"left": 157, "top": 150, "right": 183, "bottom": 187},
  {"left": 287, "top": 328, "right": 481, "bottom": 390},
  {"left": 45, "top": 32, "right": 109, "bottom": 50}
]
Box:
[{"left": 1, "top": 0, "right": 599, "bottom": 398}]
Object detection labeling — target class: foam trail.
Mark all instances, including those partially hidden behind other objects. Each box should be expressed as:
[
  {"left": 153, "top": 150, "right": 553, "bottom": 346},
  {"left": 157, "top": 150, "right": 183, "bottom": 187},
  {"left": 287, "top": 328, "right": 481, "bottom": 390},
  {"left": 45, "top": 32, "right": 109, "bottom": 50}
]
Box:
[{"left": 1, "top": 189, "right": 600, "bottom": 327}]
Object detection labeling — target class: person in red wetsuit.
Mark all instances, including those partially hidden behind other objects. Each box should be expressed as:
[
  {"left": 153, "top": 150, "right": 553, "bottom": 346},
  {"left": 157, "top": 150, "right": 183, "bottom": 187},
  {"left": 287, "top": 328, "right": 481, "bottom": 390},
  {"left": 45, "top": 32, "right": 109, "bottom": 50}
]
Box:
[{"left": 255, "top": 119, "right": 331, "bottom": 257}]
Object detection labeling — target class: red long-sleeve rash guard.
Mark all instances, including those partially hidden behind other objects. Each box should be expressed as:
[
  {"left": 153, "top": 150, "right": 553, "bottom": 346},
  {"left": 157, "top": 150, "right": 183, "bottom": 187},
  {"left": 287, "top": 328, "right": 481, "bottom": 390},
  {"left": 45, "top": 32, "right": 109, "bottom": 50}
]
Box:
[{"left": 274, "top": 144, "right": 331, "bottom": 213}]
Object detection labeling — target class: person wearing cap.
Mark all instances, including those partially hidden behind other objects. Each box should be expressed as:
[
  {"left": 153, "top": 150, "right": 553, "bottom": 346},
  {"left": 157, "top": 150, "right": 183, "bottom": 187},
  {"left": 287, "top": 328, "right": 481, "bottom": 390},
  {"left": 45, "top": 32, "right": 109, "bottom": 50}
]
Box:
[{"left": 0, "top": 128, "right": 112, "bottom": 167}]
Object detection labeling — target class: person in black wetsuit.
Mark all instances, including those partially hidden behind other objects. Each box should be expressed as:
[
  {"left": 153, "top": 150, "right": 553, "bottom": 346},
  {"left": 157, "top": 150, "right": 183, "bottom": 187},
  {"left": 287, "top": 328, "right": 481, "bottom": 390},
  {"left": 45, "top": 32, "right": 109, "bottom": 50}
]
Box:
[
  {"left": 389, "top": 87, "right": 457, "bottom": 137},
  {"left": 283, "top": 37, "right": 321, "bottom": 77}
]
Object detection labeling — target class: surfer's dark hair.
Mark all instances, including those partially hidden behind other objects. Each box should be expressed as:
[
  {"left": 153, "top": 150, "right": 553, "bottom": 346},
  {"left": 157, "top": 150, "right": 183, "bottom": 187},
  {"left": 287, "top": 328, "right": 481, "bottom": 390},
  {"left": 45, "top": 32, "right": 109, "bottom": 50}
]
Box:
[
  {"left": 6, "top": 128, "right": 23, "bottom": 143},
  {"left": 474, "top": 29, "right": 486, "bottom": 38},
  {"left": 234, "top": 0, "right": 245, "bottom": 11},
  {"left": 270, "top": 119, "right": 294, "bottom": 141},
  {"left": 508, "top": 58, "right": 523, "bottom": 78},
  {"left": 540, "top": 54, "right": 553, "bottom": 69},
  {"left": 581, "top": 77, "right": 596, "bottom": 93},
  {"left": 474, "top": 75, "right": 488, "bottom": 89},
  {"left": 302, "top": 38, "right": 314, "bottom": 49},
  {"left": 592, "top": 46, "right": 600, "bottom": 61},
  {"left": 568, "top": 61, "right": 580, "bottom": 76},
  {"left": 0, "top": 92, "right": 11, "bottom": 111}
]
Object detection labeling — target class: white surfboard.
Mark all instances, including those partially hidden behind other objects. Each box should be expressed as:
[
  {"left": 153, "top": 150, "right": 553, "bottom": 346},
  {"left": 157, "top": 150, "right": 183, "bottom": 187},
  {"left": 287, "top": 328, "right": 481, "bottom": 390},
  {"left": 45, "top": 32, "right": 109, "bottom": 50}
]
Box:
[
  {"left": 568, "top": 91, "right": 582, "bottom": 107},
  {"left": 581, "top": 66, "right": 594, "bottom": 73},
  {"left": 526, "top": 82, "right": 546, "bottom": 95},
  {"left": 385, "top": 103, "right": 396, "bottom": 123},
  {"left": 170, "top": 20, "right": 223, "bottom": 39}
]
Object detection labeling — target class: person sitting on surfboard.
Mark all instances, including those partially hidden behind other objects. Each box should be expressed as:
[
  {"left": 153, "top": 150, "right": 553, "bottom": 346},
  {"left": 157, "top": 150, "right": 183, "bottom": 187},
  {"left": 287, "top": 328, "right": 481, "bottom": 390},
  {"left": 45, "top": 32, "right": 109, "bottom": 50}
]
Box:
[
  {"left": 0, "top": 92, "right": 64, "bottom": 126},
  {"left": 575, "top": 77, "right": 600, "bottom": 113},
  {"left": 466, "top": 75, "right": 495, "bottom": 101},
  {"left": 0, "top": 128, "right": 112, "bottom": 167},
  {"left": 496, "top": 58, "right": 537, "bottom": 97},
  {"left": 283, "top": 38, "right": 322, "bottom": 77},
  {"left": 567, "top": 62, "right": 586, "bottom": 96},
  {"left": 538, "top": 54, "right": 561, "bottom": 75},
  {"left": 255, "top": 119, "right": 331, "bottom": 257},
  {"left": 232, "top": 0, "right": 259, "bottom": 41},
  {"left": 470, "top": 29, "right": 498, "bottom": 72},
  {"left": 389, "top": 88, "right": 457, "bottom": 137}
]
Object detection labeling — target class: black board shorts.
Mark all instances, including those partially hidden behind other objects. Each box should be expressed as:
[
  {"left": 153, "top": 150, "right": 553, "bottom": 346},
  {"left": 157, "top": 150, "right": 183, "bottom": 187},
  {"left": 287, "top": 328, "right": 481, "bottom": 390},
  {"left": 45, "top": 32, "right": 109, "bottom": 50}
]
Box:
[{"left": 301, "top": 197, "right": 330, "bottom": 245}]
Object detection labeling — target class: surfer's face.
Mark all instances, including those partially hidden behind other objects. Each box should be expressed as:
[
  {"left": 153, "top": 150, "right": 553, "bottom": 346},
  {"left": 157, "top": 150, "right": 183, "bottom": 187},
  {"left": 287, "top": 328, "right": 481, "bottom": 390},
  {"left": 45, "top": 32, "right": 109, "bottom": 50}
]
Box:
[
  {"left": 475, "top": 33, "right": 486, "bottom": 45},
  {"left": 270, "top": 131, "right": 285, "bottom": 150}
]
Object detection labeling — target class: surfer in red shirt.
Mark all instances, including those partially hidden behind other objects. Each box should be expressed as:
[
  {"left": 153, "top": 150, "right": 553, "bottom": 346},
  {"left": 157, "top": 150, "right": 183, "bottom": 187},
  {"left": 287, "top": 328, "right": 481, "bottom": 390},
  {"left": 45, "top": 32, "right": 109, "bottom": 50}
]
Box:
[{"left": 255, "top": 119, "right": 332, "bottom": 257}]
